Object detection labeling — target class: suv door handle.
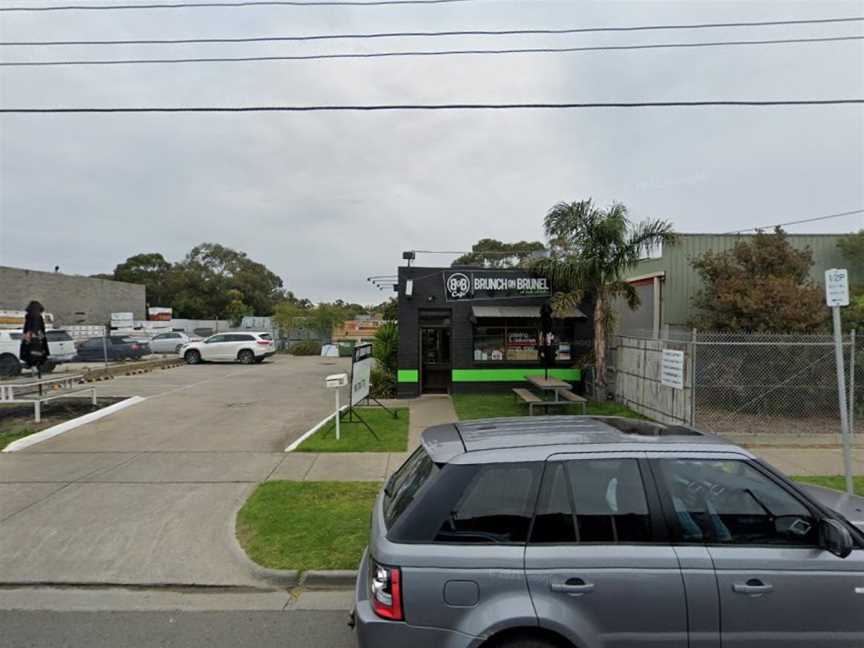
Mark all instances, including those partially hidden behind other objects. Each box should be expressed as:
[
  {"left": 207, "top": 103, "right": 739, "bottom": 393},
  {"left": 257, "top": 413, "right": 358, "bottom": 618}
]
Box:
[
  {"left": 550, "top": 578, "right": 595, "bottom": 597},
  {"left": 733, "top": 579, "right": 774, "bottom": 596}
]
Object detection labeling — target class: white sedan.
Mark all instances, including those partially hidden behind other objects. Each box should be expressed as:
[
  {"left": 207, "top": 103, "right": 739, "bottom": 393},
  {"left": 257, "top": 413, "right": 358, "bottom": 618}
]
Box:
[
  {"left": 149, "top": 332, "right": 197, "bottom": 355},
  {"left": 181, "top": 332, "right": 275, "bottom": 365}
]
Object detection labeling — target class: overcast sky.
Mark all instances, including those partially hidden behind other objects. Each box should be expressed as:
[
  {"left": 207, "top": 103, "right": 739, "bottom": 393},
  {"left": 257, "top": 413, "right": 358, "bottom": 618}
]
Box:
[{"left": 1, "top": 0, "right": 862, "bottom": 304}]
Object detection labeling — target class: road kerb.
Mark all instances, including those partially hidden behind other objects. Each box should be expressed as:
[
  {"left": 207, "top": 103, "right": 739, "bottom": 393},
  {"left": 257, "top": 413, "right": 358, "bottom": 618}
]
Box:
[
  {"left": 2, "top": 396, "right": 146, "bottom": 452},
  {"left": 300, "top": 571, "right": 358, "bottom": 590}
]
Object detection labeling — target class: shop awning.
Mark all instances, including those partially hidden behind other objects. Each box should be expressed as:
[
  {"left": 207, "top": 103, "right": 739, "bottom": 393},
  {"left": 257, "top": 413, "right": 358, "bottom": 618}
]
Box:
[{"left": 471, "top": 305, "right": 587, "bottom": 319}]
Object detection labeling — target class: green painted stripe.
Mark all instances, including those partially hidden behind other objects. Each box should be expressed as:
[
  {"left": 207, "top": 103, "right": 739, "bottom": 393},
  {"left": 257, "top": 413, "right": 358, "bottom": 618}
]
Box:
[
  {"left": 452, "top": 368, "right": 582, "bottom": 382},
  {"left": 397, "top": 369, "right": 419, "bottom": 383}
]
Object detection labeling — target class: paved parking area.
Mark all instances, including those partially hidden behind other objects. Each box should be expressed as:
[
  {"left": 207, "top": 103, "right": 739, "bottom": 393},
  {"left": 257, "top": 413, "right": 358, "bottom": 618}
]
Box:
[{"left": 0, "top": 356, "right": 348, "bottom": 588}]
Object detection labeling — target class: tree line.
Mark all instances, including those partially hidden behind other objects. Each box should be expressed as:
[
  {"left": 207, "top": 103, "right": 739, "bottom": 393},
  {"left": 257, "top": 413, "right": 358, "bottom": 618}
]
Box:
[{"left": 104, "top": 242, "right": 395, "bottom": 325}]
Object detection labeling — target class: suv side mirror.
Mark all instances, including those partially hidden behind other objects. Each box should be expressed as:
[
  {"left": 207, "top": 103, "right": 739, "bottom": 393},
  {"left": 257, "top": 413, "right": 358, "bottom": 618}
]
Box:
[{"left": 819, "top": 518, "right": 854, "bottom": 558}]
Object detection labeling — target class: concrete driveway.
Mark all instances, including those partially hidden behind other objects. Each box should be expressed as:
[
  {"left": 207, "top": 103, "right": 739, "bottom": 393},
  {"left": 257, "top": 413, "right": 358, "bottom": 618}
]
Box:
[{"left": 0, "top": 356, "right": 347, "bottom": 587}]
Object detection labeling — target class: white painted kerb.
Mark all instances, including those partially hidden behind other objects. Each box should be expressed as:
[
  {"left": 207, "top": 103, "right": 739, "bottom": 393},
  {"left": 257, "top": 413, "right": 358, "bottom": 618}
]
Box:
[
  {"left": 284, "top": 405, "right": 348, "bottom": 452},
  {"left": 2, "top": 396, "right": 146, "bottom": 452}
]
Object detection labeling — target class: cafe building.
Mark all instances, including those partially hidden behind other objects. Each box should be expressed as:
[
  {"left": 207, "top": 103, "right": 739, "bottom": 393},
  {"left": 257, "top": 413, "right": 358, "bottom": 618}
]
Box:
[{"left": 396, "top": 265, "right": 593, "bottom": 398}]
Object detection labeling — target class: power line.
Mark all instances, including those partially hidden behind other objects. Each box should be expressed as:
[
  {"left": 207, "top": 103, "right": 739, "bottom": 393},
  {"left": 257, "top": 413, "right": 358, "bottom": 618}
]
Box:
[
  {"left": 0, "top": 0, "right": 477, "bottom": 11},
  {"left": 726, "top": 209, "right": 864, "bottom": 233},
  {"left": 3, "top": 16, "right": 862, "bottom": 46},
  {"left": 2, "top": 100, "right": 862, "bottom": 113},
  {"left": 3, "top": 35, "right": 861, "bottom": 67}
]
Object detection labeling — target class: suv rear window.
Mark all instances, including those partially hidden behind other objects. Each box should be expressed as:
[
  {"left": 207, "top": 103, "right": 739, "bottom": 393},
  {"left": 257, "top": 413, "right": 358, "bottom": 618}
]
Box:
[
  {"left": 384, "top": 448, "right": 436, "bottom": 529},
  {"left": 259, "top": 333, "right": 273, "bottom": 341}
]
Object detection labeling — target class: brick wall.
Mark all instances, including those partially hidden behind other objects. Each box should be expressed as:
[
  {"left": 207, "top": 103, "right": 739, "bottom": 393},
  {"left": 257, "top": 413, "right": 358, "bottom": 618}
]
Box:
[{"left": 0, "top": 266, "right": 146, "bottom": 326}]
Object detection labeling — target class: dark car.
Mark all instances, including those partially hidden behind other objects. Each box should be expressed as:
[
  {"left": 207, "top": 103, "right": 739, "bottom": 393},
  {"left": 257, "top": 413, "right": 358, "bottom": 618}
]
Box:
[{"left": 75, "top": 336, "right": 151, "bottom": 361}]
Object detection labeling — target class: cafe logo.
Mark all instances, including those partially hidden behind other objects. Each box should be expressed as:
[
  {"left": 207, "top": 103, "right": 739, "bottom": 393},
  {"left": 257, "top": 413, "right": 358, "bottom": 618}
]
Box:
[{"left": 446, "top": 273, "right": 472, "bottom": 299}]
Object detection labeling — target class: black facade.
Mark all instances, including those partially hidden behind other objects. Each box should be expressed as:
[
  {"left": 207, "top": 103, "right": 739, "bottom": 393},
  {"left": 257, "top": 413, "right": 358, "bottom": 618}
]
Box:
[{"left": 396, "top": 266, "right": 594, "bottom": 398}]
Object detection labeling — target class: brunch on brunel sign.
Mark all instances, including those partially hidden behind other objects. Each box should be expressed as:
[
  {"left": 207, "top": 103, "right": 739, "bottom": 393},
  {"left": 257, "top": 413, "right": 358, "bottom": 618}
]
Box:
[{"left": 444, "top": 271, "right": 550, "bottom": 302}]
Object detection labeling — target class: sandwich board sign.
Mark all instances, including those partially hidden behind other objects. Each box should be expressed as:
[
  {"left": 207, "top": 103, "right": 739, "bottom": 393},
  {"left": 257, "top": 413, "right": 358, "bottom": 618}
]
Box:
[
  {"left": 351, "top": 343, "right": 373, "bottom": 406},
  {"left": 661, "top": 349, "right": 685, "bottom": 390}
]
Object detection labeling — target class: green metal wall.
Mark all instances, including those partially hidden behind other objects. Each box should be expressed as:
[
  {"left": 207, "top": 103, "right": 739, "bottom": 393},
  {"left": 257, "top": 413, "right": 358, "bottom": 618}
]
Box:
[{"left": 630, "top": 234, "right": 860, "bottom": 328}]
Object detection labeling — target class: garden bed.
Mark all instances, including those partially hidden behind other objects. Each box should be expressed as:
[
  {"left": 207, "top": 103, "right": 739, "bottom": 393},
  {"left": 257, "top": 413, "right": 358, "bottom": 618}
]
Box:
[
  {"left": 452, "top": 393, "right": 646, "bottom": 421},
  {"left": 0, "top": 397, "right": 121, "bottom": 450}
]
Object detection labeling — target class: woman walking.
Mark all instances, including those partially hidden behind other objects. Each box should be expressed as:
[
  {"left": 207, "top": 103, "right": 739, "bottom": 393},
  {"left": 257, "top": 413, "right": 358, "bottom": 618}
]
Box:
[{"left": 21, "top": 300, "right": 50, "bottom": 377}]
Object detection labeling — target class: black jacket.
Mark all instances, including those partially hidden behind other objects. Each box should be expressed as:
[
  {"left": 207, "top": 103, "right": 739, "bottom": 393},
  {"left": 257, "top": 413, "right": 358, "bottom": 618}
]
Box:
[{"left": 20, "top": 313, "right": 50, "bottom": 367}]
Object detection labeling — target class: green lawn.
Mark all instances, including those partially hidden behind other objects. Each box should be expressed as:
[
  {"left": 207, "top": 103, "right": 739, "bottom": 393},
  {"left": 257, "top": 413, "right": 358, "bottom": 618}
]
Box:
[
  {"left": 0, "top": 423, "right": 39, "bottom": 451},
  {"left": 295, "top": 407, "right": 408, "bottom": 453},
  {"left": 793, "top": 475, "right": 864, "bottom": 496},
  {"left": 236, "top": 481, "right": 379, "bottom": 571},
  {"left": 452, "top": 393, "right": 646, "bottom": 421}
]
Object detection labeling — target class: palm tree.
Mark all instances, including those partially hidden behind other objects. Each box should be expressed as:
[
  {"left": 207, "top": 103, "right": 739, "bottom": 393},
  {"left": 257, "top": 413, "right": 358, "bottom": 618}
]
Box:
[{"left": 531, "top": 199, "right": 676, "bottom": 400}]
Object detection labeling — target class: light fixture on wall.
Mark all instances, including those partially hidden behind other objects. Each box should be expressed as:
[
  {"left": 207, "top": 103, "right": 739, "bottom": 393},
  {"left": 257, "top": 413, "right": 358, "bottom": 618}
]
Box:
[{"left": 405, "top": 279, "right": 413, "bottom": 298}]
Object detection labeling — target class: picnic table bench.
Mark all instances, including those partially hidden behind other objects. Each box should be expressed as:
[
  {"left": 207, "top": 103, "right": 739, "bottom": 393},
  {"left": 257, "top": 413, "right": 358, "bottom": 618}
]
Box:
[
  {"left": 0, "top": 374, "right": 96, "bottom": 423},
  {"left": 513, "top": 375, "right": 587, "bottom": 415}
]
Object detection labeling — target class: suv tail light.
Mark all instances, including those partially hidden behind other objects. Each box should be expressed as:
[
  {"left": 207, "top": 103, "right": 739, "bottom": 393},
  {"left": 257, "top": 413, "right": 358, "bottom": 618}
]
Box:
[
  {"left": 370, "top": 560, "right": 403, "bottom": 621},
  {"left": 256, "top": 340, "right": 272, "bottom": 346}
]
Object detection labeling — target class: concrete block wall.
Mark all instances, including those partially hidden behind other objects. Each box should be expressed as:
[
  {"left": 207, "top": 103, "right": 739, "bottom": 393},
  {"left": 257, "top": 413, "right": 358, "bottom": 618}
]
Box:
[
  {"left": 0, "top": 266, "right": 146, "bottom": 326},
  {"left": 612, "top": 336, "right": 693, "bottom": 426}
]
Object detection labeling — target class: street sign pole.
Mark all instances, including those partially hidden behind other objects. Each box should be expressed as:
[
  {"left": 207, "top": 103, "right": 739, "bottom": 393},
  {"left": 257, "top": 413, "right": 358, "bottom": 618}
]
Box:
[
  {"left": 832, "top": 306, "right": 854, "bottom": 495},
  {"left": 826, "top": 269, "right": 854, "bottom": 495}
]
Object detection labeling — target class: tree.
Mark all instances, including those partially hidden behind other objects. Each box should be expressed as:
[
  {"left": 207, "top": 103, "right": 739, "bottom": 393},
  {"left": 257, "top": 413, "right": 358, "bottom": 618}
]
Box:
[
  {"left": 224, "top": 289, "right": 253, "bottom": 326},
  {"left": 113, "top": 253, "right": 174, "bottom": 307},
  {"left": 530, "top": 199, "right": 676, "bottom": 399},
  {"left": 272, "top": 302, "right": 349, "bottom": 342},
  {"left": 690, "top": 228, "right": 827, "bottom": 333},
  {"left": 452, "top": 238, "right": 546, "bottom": 267},
  {"left": 838, "top": 230, "right": 864, "bottom": 331},
  {"left": 375, "top": 298, "right": 398, "bottom": 321}
]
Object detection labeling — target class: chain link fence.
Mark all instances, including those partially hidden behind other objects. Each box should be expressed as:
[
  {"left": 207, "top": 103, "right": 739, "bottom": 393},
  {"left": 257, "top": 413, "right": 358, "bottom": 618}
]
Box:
[{"left": 610, "top": 330, "right": 862, "bottom": 436}]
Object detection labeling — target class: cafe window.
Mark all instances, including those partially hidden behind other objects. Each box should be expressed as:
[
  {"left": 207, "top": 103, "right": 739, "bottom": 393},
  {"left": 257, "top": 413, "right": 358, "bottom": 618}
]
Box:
[{"left": 473, "top": 318, "right": 573, "bottom": 363}]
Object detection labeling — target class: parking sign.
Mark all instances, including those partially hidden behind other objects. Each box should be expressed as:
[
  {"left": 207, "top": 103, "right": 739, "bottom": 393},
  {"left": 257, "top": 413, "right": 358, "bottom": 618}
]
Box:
[{"left": 825, "top": 269, "right": 850, "bottom": 307}]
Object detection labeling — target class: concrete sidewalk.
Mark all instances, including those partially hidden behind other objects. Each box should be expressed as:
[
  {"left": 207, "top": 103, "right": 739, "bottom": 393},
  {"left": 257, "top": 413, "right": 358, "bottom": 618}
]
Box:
[{"left": 272, "top": 395, "right": 459, "bottom": 482}]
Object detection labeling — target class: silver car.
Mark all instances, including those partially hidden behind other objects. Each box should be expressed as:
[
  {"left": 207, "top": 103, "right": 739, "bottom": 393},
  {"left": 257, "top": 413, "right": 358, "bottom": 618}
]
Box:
[
  {"left": 148, "top": 332, "right": 194, "bottom": 354},
  {"left": 353, "top": 416, "right": 864, "bottom": 648}
]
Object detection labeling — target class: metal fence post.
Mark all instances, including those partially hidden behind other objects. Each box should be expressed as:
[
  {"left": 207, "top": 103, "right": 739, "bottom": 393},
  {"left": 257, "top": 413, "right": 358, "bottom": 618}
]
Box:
[
  {"left": 850, "top": 329, "right": 857, "bottom": 436},
  {"left": 689, "top": 328, "right": 697, "bottom": 426}
]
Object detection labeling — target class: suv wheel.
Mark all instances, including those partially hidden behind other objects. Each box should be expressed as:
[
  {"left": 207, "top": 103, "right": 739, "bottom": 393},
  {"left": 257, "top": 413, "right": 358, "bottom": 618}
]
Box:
[
  {"left": 185, "top": 349, "right": 202, "bottom": 365},
  {"left": 41, "top": 359, "right": 57, "bottom": 374},
  {"left": 238, "top": 349, "right": 255, "bottom": 364},
  {"left": 0, "top": 354, "right": 21, "bottom": 378}
]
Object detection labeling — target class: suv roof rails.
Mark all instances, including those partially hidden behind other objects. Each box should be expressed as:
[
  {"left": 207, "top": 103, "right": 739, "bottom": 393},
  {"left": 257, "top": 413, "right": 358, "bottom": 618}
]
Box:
[{"left": 596, "top": 417, "right": 704, "bottom": 437}]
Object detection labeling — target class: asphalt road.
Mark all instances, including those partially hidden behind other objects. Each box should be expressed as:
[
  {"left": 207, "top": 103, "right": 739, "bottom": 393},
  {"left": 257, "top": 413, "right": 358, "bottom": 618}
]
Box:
[{"left": 0, "top": 610, "right": 356, "bottom": 648}]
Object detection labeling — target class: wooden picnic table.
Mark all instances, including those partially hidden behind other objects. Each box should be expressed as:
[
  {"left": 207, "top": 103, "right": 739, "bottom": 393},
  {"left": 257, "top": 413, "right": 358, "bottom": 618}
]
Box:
[{"left": 525, "top": 375, "right": 572, "bottom": 402}]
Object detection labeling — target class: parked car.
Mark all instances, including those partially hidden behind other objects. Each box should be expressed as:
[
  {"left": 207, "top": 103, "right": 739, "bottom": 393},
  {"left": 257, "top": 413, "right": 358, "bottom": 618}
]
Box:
[
  {"left": 75, "top": 336, "right": 151, "bottom": 361},
  {"left": 149, "top": 331, "right": 197, "bottom": 355},
  {"left": 181, "top": 332, "right": 275, "bottom": 365},
  {"left": 353, "top": 416, "right": 864, "bottom": 648},
  {"left": 0, "top": 328, "right": 77, "bottom": 376}
]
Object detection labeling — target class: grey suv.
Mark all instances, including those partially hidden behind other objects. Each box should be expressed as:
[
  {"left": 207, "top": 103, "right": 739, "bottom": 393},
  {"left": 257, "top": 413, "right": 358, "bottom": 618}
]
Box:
[{"left": 353, "top": 416, "right": 864, "bottom": 647}]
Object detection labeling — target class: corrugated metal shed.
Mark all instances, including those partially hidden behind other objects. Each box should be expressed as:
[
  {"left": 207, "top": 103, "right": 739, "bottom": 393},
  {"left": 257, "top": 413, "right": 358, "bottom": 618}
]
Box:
[{"left": 626, "top": 233, "right": 860, "bottom": 328}]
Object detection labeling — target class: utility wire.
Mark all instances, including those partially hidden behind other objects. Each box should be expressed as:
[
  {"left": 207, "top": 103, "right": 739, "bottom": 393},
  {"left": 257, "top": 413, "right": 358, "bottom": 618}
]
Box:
[
  {"left": 2, "top": 100, "right": 862, "bottom": 113},
  {"left": 3, "top": 16, "right": 862, "bottom": 46},
  {"left": 725, "top": 208, "right": 864, "bottom": 233},
  {"left": 3, "top": 35, "right": 861, "bottom": 66},
  {"left": 0, "top": 0, "right": 478, "bottom": 11}
]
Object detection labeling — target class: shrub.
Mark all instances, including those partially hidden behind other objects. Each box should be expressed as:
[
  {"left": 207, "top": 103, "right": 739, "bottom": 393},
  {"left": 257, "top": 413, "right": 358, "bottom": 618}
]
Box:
[
  {"left": 373, "top": 322, "right": 398, "bottom": 375},
  {"left": 288, "top": 340, "right": 322, "bottom": 356},
  {"left": 370, "top": 366, "right": 396, "bottom": 399}
]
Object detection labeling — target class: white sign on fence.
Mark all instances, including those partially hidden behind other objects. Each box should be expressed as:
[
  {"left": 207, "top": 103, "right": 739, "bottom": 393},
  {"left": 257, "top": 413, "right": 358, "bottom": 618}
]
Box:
[
  {"left": 825, "top": 268, "right": 850, "bottom": 307},
  {"left": 351, "top": 343, "right": 373, "bottom": 406},
  {"left": 661, "top": 349, "right": 685, "bottom": 390}
]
